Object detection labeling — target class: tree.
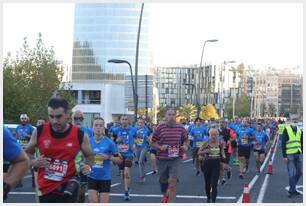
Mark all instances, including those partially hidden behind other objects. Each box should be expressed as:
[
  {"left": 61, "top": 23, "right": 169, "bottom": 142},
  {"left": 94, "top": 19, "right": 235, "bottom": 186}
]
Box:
[
  {"left": 3, "top": 33, "right": 75, "bottom": 124},
  {"left": 224, "top": 97, "right": 233, "bottom": 119},
  {"left": 200, "top": 104, "right": 220, "bottom": 121},
  {"left": 157, "top": 106, "right": 168, "bottom": 122},
  {"left": 236, "top": 93, "right": 250, "bottom": 117},
  {"left": 177, "top": 104, "right": 196, "bottom": 122}
]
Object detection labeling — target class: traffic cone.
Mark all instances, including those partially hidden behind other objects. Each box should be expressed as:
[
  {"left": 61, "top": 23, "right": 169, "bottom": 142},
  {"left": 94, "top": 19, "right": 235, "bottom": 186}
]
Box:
[
  {"left": 267, "top": 158, "right": 273, "bottom": 174},
  {"left": 242, "top": 182, "right": 250, "bottom": 203},
  {"left": 181, "top": 153, "right": 187, "bottom": 161}
]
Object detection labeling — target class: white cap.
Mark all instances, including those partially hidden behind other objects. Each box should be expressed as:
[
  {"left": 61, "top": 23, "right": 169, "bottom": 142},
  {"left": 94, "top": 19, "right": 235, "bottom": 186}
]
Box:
[{"left": 20, "top": 114, "right": 29, "bottom": 120}]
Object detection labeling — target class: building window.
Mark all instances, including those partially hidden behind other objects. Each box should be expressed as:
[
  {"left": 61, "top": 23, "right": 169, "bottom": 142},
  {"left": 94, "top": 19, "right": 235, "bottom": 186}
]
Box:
[
  {"left": 83, "top": 112, "right": 100, "bottom": 128},
  {"left": 81, "top": 90, "right": 101, "bottom": 104},
  {"left": 71, "top": 90, "right": 78, "bottom": 104}
]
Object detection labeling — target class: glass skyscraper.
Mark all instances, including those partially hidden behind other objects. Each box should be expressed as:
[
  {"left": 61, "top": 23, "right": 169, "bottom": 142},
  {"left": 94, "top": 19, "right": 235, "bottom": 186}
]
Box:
[{"left": 72, "top": 3, "right": 151, "bottom": 81}]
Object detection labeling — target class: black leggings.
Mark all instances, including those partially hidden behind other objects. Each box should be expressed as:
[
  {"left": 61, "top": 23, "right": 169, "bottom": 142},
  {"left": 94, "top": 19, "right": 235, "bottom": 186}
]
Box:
[{"left": 201, "top": 159, "right": 221, "bottom": 202}]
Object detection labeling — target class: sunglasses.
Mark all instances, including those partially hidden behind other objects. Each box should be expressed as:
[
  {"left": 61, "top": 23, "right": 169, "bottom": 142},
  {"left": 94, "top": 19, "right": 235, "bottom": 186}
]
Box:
[
  {"left": 74, "top": 117, "right": 84, "bottom": 121},
  {"left": 49, "top": 114, "right": 64, "bottom": 119}
]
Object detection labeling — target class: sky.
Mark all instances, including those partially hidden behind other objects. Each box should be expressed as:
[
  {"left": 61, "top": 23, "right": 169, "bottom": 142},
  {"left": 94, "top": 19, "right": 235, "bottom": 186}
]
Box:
[{"left": 2, "top": 2, "right": 303, "bottom": 70}]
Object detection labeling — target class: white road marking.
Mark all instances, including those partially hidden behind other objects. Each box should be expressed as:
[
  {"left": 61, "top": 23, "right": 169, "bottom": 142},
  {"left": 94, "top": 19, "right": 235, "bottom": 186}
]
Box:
[
  {"left": 256, "top": 135, "right": 279, "bottom": 203},
  {"left": 183, "top": 158, "right": 193, "bottom": 163},
  {"left": 237, "top": 135, "right": 279, "bottom": 203},
  {"left": 9, "top": 192, "right": 236, "bottom": 200},
  {"left": 111, "top": 183, "right": 121, "bottom": 187},
  {"left": 285, "top": 185, "right": 303, "bottom": 194},
  {"left": 24, "top": 175, "right": 32, "bottom": 179}
]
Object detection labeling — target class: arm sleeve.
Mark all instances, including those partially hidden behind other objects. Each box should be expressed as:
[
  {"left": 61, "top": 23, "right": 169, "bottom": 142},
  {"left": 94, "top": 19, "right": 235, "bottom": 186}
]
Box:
[
  {"left": 4, "top": 127, "right": 22, "bottom": 162},
  {"left": 282, "top": 128, "right": 289, "bottom": 158}
]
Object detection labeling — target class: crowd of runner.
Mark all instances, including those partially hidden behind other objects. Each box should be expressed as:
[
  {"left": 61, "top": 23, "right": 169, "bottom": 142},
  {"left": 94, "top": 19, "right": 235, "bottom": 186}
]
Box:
[{"left": 3, "top": 95, "right": 302, "bottom": 203}]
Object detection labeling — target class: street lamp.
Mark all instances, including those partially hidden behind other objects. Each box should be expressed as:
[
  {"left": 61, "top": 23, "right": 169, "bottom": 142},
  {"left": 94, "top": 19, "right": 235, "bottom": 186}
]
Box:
[
  {"left": 197, "top": 39, "right": 218, "bottom": 117},
  {"left": 108, "top": 59, "right": 138, "bottom": 123},
  {"left": 220, "top": 61, "right": 236, "bottom": 118}
]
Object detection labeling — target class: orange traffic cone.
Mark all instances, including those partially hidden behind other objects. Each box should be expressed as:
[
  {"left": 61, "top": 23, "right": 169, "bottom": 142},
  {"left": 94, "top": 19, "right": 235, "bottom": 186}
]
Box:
[
  {"left": 242, "top": 182, "right": 250, "bottom": 203},
  {"left": 267, "top": 158, "right": 273, "bottom": 174},
  {"left": 181, "top": 153, "right": 187, "bottom": 161}
]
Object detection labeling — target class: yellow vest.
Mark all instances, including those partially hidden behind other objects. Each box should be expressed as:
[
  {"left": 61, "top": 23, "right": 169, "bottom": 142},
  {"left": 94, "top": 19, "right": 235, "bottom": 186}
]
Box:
[
  {"left": 286, "top": 126, "right": 302, "bottom": 155},
  {"left": 278, "top": 123, "right": 285, "bottom": 134}
]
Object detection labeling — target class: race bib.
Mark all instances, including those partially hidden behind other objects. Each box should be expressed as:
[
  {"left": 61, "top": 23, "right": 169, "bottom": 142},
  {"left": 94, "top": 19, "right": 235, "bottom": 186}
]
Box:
[
  {"left": 255, "top": 143, "right": 261, "bottom": 150},
  {"left": 44, "top": 158, "right": 68, "bottom": 181},
  {"left": 196, "top": 141, "right": 204, "bottom": 148},
  {"left": 93, "top": 155, "right": 104, "bottom": 168},
  {"left": 118, "top": 144, "right": 129, "bottom": 153},
  {"left": 19, "top": 139, "right": 28, "bottom": 146},
  {"left": 167, "top": 146, "right": 179, "bottom": 158},
  {"left": 208, "top": 147, "right": 220, "bottom": 158},
  {"left": 241, "top": 138, "right": 248, "bottom": 144},
  {"left": 135, "top": 138, "right": 144, "bottom": 146}
]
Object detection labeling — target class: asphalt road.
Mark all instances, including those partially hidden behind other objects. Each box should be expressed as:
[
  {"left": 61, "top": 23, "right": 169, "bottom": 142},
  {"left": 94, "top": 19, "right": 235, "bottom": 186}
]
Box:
[{"left": 5, "top": 135, "right": 303, "bottom": 203}]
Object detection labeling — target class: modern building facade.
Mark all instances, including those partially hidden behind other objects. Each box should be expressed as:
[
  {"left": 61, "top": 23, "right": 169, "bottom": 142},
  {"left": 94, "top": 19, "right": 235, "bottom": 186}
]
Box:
[
  {"left": 65, "top": 3, "right": 154, "bottom": 126},
  {"left": 278, "top": 70, "right": 303, "bottom": 118},
  {"left": 155, "top": 66, "right": 198, "bottom": 108},
  {"left": 73, "top": 3, "right": 151, "bottom": 74}
]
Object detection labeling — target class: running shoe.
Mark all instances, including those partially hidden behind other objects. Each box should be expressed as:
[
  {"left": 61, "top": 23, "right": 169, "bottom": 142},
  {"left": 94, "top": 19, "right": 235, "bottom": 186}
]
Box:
[
  {"left": 139, "top": 176, "right": 145, "bottom": 183},
  {"left": 124, "top": 192, "right": 130, "bottom": 201},
  {"left": 162, "top": 196, "right": 168, "bottom": 203},
  {"left": 221, "top": 178, "right": 226, "bottom": 186},
  {"left": 227, "top": 170, "right": 232, "bottom": 179},
  {"left": 196, "top": 170, "right": 200, "bottom": 176},
  {"left": 239, "top": 173, "right": 244, "bottom": 179},
  {"left": 233, "top": 159, "right": 239, "bottom": 165}
]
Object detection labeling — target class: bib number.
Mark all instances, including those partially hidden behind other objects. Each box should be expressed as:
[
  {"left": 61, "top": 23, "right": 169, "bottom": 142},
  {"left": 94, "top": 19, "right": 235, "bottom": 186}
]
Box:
[
  {"left": 135, "top": 138, "right": 144, "bottom": 146},
  {"left": 93, "top": 155, "right": 104, "bottom": 168},
  {"left": 44, "top": 158, "right": 68, "bottom": 181},
  {"left": 19, "top": 139, "right": 27, "bottom": 146},
  {"left": 255, "top": 143, "right": 261, "bottom": 150},
  {"left": 168, "top": 146, "right": 179, "bottom": 158},
  {"left": 196, "top": 141, "right": 204, "bottom": 148},
  {"left": 241, "top": 138, "right": 248, "bottom": 144},
  {"left": 118, "top": 144, "right": 129, "bottom": 153}
]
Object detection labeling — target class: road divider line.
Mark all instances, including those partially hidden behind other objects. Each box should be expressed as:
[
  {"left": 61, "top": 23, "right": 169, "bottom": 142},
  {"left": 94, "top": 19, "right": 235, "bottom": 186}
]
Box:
[
  {"left": 111, "top": 183, "right": 121, "bottom": 187},
  {"left": 9, "top": 192, "right": 236, "bottom": 200},
  {"left": 237, "top": 135, "right": 278, "bottom": 203},
  {"left": 256, "top": 135, "right": 279, "bottom": 203},
  {"left": 183, "top": 158, "right": 193, "bottom": 163}
]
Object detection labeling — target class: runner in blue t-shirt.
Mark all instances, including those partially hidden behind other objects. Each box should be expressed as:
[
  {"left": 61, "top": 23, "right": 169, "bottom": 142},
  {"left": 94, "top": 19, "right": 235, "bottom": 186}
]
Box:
[
  {"left": 3, "top": 127, "right": 29, "bottom": 200},
  {"left": 72, "top": 110, "right": 94, "bottom": 203},
  {"left": 236, "top": 121, "right": 255, "bottom": 179},
  {"left": 252, "top": 122, "right": 269, "bottom": 174},
  {"left": 116, "top": 115, "right": 136, "bottom": 201},
  {"left": 134, "top": 118, "right": 151, "bottom": 183},
  {"left": 189, "top": 117, "right": 208, "bottom": 176},
  {"left": 16, "top": 114, "right": 34, "bottom": 147},
  {"left": 87, "top": 117, "right": 122, "bottom": 203}
]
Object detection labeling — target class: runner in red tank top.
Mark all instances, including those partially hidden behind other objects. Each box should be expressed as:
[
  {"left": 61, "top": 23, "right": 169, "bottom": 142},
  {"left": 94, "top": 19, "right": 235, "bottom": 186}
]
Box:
[{"left": 25, "top": 97, "right": 94, "bottom": 203}]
